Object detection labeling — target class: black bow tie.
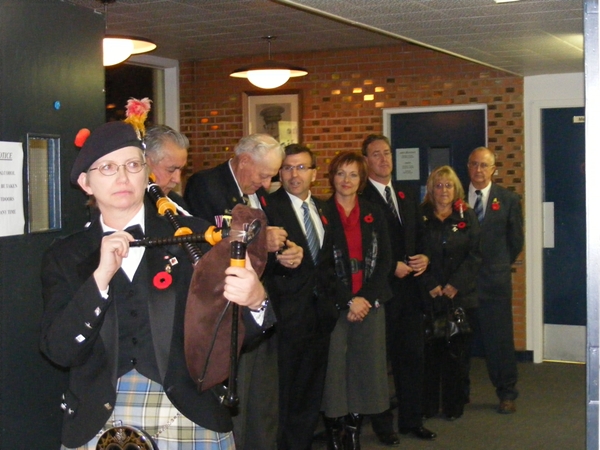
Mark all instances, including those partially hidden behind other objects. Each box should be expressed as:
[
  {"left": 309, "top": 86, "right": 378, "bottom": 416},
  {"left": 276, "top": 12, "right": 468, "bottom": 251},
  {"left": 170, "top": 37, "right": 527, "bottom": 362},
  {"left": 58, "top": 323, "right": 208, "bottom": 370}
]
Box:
[{"left": 103, "top": 224, "right": 144, "bottom": 240}]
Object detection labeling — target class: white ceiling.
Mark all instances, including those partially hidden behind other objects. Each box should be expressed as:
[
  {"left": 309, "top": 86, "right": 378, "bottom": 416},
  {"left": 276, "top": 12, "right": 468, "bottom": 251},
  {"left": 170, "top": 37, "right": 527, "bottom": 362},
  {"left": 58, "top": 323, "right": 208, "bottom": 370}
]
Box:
[{"left": 64, "top": 0, "right": 584, "bottom": 76}]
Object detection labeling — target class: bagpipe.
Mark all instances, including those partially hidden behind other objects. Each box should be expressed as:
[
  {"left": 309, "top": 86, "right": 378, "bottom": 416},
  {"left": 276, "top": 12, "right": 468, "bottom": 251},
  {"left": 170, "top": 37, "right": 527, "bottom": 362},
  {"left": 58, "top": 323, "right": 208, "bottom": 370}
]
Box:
[
  {"left": 145, "top": 176, "right": 268, "bottom": 400},
  {"left": 96, "top": 178, "right": 268, "bottom": 449},
  {"left": 94, "top": 96, "right": 269, "bottom": 448}
]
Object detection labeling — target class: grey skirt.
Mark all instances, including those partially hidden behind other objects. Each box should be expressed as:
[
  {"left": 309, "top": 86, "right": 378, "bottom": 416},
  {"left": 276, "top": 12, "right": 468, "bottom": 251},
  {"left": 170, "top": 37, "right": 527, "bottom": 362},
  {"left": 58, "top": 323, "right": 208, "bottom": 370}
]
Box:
[{"left": 321, "top": 306, "right": 389, "bottom": 418}]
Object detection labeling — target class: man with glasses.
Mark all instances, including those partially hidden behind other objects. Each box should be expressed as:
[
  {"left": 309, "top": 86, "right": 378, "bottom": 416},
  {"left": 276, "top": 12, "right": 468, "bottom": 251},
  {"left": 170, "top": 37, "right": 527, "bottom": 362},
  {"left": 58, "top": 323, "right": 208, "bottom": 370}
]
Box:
[
  {"left": 361, "top": 134, "right": 436, "bottom": 445},
  {"left": 262, "top": 144, "right": 339, "bottom": 450},
  {"left": 467, "top": 146, "right": 524, "bottom": 414},
  {"left": 40, "top": 121, "right": 271, "bottom": 449}
]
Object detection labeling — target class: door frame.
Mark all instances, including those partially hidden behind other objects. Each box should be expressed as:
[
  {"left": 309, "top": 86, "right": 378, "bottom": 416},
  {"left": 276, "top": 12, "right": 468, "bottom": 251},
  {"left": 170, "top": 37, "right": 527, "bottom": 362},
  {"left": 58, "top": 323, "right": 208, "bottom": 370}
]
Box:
[
  {"left": 129, "top": 54, "right": 180, "bottom": 129},
  {"left": 526, "top": 97, "right": 584, "bottom": 363}
]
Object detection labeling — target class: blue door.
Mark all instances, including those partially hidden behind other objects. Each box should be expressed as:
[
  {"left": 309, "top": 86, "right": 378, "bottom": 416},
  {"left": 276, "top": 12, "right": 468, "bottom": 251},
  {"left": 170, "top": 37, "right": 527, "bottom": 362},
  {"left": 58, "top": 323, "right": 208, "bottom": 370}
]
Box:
[
  {"left": 388, "top": 107, "right": 486, "bottom": 191},
  {"left": 542, "top": 107, "right": 586, "bottom": 327}
]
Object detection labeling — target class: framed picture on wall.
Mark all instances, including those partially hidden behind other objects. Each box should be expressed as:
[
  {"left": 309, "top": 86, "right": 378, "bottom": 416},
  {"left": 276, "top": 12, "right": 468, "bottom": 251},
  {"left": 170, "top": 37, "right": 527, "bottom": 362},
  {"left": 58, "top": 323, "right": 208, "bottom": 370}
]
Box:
[{"left": 243, "top": 90, "right": 301, "bottom": 147}]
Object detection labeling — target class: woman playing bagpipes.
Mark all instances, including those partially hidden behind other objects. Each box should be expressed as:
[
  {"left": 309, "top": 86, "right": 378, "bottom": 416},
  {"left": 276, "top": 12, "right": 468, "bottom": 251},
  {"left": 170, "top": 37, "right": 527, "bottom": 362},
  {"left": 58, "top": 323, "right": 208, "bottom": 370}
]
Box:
[{"left": 40, "top": 104, "right": 272, "bottom": 449}]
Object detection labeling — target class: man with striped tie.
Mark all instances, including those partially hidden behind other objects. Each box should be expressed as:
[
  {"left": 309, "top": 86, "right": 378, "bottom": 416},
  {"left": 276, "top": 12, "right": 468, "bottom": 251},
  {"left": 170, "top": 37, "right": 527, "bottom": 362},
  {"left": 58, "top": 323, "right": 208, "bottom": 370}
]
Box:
[
  {"left": 361, "top": 134, "right": 436, "bottom": 445},
  {"left": 467, "top": 146, "right": 524, "bottom": 415},
  {"left": 262, "top": 144, "right": 340, "bottom": 450}
]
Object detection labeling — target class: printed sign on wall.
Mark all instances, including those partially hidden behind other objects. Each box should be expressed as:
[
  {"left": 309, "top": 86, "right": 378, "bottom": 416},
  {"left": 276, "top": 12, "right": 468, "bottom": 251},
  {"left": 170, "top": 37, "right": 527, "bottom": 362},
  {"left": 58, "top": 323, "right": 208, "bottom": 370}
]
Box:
[{"left": 0, "top": 142, "right": 25, "bottom": 237}]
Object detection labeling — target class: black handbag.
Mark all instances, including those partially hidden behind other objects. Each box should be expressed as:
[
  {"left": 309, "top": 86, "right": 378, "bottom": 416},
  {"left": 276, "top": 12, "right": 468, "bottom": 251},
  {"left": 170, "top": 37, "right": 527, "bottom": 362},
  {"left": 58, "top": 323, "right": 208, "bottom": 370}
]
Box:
[{"left": 424, "top": 297, "right": 472, "bottom": 342}]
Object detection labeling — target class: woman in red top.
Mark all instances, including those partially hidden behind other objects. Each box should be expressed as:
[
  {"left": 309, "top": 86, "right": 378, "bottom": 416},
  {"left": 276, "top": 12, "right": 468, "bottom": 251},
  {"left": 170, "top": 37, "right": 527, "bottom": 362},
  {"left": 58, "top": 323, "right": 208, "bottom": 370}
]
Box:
[{"left": 321, "top": 151, "right": 392, "bottom": 450}]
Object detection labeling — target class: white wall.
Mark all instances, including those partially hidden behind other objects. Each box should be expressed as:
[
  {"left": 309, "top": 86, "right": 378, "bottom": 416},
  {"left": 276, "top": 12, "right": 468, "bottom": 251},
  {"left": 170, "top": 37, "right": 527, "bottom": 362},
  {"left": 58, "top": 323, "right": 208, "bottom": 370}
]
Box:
[{"left": 524, "top": 73, "right": 584, "bottom": 363}]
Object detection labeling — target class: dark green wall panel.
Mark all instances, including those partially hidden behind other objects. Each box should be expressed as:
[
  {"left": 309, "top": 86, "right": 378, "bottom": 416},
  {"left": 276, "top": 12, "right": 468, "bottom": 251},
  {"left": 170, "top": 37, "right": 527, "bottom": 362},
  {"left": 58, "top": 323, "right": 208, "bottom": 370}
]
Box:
[{"left": 0, "top": 1, "right": 105, "bottom": 447}]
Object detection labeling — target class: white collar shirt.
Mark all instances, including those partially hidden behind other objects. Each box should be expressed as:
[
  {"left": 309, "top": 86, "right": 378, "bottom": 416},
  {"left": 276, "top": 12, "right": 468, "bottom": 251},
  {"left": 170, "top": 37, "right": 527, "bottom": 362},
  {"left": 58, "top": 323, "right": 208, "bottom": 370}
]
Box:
[
  {"left": 468, "top": 182, "right": 492, "bottom": 214},
  {"left": 286, "top": 191, "right": 324, "bottom": 247}
]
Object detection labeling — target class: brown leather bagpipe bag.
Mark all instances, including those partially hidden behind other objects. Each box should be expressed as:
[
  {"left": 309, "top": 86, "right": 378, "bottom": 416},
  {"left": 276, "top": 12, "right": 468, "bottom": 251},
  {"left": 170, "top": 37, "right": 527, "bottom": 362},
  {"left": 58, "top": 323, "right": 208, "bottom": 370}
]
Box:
[{"left": 184, "top": 204, "right": 268, "bottom": 392}]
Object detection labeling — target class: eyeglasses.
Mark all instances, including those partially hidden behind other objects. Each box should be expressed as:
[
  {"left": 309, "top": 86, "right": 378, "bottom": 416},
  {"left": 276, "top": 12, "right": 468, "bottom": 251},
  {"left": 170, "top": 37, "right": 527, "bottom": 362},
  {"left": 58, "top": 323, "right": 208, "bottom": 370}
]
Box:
[
  {"left": 281, "top": 164, "right": 315, "bottom": 173},
  {"left": 434, "top": 182, "right": 454, "bottom": 190},
  {"left": 89, "top": 160, "right": 146, "bottom": 176},
  {"left": 468, "top": 161, "right": 493, "bottom": 170}
]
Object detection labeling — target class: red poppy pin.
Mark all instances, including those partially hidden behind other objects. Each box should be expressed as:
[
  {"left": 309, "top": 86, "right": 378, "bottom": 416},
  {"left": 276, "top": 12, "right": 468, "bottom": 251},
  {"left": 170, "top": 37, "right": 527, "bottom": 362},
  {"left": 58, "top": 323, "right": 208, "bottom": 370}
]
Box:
[
  {"left": 453, "top": 199, "right": 468, "bottom": 212},
  {"left": 364, "top": 214, "right": 374, "bottom": 223},
  {"left": 260, "top": 196, "right": 267, "bottom": 207},
  {"left": 397, "top": 191, "right": 405, "bottom": 200},
  {"left": 318, "top": 208, "right": 328, "bottom": 225},
  {"left": 153, "top": 271, "right": 173, "bottom": 290},
  {"left": 453, "top": 199, "right": 468, "bottom": 218},
  {"left": 453, "top": 221, "right": 468, "bottom": 232},
  {"left": 491, "top": 198, "right": 500, "bottom": 211}
]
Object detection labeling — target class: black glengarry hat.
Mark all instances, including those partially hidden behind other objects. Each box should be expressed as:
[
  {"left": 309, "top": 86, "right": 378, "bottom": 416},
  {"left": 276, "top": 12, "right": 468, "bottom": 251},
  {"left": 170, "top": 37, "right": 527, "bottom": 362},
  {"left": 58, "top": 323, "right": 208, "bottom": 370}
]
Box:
[{"left": 70, "top": 121, "right": 143, "bottom": 185}]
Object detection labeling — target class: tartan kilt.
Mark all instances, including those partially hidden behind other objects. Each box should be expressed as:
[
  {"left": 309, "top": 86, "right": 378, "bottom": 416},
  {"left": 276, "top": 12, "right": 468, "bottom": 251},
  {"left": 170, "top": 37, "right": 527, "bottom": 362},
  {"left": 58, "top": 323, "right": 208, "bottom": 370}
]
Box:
[{"left": 61, "top": 369, "right": 235, "bottom": 450}]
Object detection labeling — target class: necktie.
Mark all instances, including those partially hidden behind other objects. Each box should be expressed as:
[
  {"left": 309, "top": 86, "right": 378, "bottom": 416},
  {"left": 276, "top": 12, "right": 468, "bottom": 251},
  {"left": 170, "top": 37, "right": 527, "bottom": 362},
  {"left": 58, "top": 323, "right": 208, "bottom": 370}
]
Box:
[
  {"left": 385, "top": 186, "right": 401, "bottom": 224},
  {"left": 474, "top": 190, "right": 484, "bottom": 223},
  {"left": 242, "top": 194, "right": 250, "bottom": 206},
  {"left": 302, "top": 201, "right": 320, "bottom": 264}
]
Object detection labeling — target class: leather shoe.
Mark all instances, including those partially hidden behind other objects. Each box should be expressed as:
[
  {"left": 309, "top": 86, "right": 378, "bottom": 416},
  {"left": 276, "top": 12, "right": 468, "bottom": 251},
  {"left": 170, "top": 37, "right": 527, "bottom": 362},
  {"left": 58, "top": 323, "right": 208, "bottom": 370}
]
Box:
[
  {"left": 375, "top": 432, "right": 400, "bottom": 446},
  {"left": 498, "top": 399, "right": 516, "bottom": 414},
  {"left": 399, "top": 426, "right": 437, "bottom": 440}
]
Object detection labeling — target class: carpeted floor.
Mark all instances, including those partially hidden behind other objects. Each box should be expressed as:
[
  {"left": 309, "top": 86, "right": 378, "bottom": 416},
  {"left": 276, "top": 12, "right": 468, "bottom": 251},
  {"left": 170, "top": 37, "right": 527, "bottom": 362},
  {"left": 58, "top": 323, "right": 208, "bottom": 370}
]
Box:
[{"left": 313, "top": 357, "right": 586, "bottom": 450}]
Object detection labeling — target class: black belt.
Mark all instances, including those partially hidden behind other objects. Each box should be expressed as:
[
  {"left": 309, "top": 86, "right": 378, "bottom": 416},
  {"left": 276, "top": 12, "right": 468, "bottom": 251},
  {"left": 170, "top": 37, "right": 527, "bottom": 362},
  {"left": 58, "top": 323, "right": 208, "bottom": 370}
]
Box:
[{"left": 349, "top": 258, "right": 364, "bottom": 274}]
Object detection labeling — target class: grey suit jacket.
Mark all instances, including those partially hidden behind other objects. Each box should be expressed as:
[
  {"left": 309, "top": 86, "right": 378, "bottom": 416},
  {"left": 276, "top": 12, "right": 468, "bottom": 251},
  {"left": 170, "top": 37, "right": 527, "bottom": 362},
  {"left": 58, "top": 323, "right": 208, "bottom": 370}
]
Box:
[{"left": 473, "top": 183, "right": 524, "bottom": 300}]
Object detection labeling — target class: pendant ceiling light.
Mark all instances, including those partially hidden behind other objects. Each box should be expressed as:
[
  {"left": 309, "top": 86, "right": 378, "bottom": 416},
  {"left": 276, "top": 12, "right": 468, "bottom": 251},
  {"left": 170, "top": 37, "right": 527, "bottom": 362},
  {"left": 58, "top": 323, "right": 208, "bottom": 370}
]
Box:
[
  {"left": 99, "top": 0, "right": 156, "bottom": 66},
  {"left": 230, "top": 36, "right": 308, "bottom": 89}
]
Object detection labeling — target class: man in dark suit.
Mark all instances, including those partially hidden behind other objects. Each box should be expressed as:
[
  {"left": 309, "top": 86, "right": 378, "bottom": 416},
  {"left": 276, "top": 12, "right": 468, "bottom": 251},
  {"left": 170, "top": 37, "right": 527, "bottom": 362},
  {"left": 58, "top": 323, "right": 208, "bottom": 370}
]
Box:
[
  {"left": 144, "top": 124, "right": 191, "bottom": 212},
  {"left": 361, "top": 134, "right": 437, "bottom": 445},
  {"left": 467, "top": 146, "right": 524, "bottom": 414},
  {"left": 184, "top": 134, "right": 303, "bottom": 450},
  {"left": 262, "top": 144, "right": 339, "bottom": 450},
  {"left": 39, "top": 121, "right": 271, "bottom": 449}
]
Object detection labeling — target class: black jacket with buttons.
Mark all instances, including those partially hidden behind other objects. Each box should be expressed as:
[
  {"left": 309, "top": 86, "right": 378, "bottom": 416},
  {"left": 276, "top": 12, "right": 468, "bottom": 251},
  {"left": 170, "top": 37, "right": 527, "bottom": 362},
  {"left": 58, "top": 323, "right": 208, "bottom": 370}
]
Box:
[
  {"left": 418, "top": 203, "right": 482, "bottom": 310},
  {"left": 39, "top": 197, "right": 265, "bottom": 448}
]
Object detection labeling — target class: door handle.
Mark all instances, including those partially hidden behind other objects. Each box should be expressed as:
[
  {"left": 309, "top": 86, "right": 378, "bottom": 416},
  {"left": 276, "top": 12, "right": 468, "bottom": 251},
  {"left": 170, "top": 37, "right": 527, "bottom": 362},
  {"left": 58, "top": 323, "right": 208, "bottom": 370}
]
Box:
[{"left": 542, "top": 202, "right": 554, "bottom": 248}]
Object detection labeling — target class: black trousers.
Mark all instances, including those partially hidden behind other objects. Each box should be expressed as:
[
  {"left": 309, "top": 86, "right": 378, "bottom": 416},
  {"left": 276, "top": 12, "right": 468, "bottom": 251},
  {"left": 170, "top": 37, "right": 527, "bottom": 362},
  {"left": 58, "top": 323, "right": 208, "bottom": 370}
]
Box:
[
  {"left": 371, "top": 298, "right": 425, "bottom": 434},
  {"left": 277, "top": 333, "right": 330, "bottom": 450},
  {"left": 422, "top": 308, "right": 476, "bottom": 418},
  {"left": 472, "top": 297, "right": 519, "bottom": 401}
]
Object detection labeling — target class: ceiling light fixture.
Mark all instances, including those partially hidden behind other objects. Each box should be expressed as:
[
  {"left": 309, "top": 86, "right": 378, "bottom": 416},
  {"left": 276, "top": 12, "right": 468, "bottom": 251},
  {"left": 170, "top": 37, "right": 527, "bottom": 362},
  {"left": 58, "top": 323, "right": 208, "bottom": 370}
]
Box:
[
  {"left": 99, "top": 0, "right": 156, "bottom": 66},
  {"left": 230, "top": 36, "right": 308, "bottom": 89},
  {"left": 493, "top": 0, "right": 521, "bottom": 3}
]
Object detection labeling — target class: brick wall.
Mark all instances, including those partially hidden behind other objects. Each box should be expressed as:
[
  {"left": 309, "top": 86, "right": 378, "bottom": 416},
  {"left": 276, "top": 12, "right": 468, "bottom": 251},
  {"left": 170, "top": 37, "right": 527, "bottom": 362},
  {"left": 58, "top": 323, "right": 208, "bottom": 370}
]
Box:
[{"left": 179, "top": 42, "right": 526, "bottom": 350}]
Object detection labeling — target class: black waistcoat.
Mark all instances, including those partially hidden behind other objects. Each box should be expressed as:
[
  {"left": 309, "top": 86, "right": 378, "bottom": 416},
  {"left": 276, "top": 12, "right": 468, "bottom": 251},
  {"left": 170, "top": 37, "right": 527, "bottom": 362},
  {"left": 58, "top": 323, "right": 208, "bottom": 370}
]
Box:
[{"left": 112, "top": 258, "right": 161, "bottom": 382}]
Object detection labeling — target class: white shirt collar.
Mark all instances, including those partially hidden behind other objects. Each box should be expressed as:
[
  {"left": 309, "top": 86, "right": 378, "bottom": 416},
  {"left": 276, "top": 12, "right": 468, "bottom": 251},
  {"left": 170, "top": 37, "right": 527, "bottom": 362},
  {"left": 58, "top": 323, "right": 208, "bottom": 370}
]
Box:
[
  {"left": 469, "top": 181, "right": 492, "bottom": 197},
  {"left": 286, "top": 190, "right": 313, "bottom": 210},
  {"left": 100, "top": 206, "right": 145, "bottom": 282},
  {"left": 468, "top": 182, "right": 492, "bottom": 208},
  {"left": 100, "top": 205, "right": 146, "bottom": 234},
  {"left": 228, "top": 159, "right": 260, "bottom": 208},
  {"left": 369, "top": 177, "right": 393, "bottom": 197}
]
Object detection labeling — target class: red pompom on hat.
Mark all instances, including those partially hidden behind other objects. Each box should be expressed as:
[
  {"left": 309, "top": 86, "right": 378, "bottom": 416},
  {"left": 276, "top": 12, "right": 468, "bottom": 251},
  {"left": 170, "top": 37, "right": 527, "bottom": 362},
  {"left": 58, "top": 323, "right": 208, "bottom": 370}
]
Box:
[
  {"left": 74, "top": 128, "right": 91, "bottom": 148},
  {"left": 70, "top": 121, "right": 143, "bottom": 185}
]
